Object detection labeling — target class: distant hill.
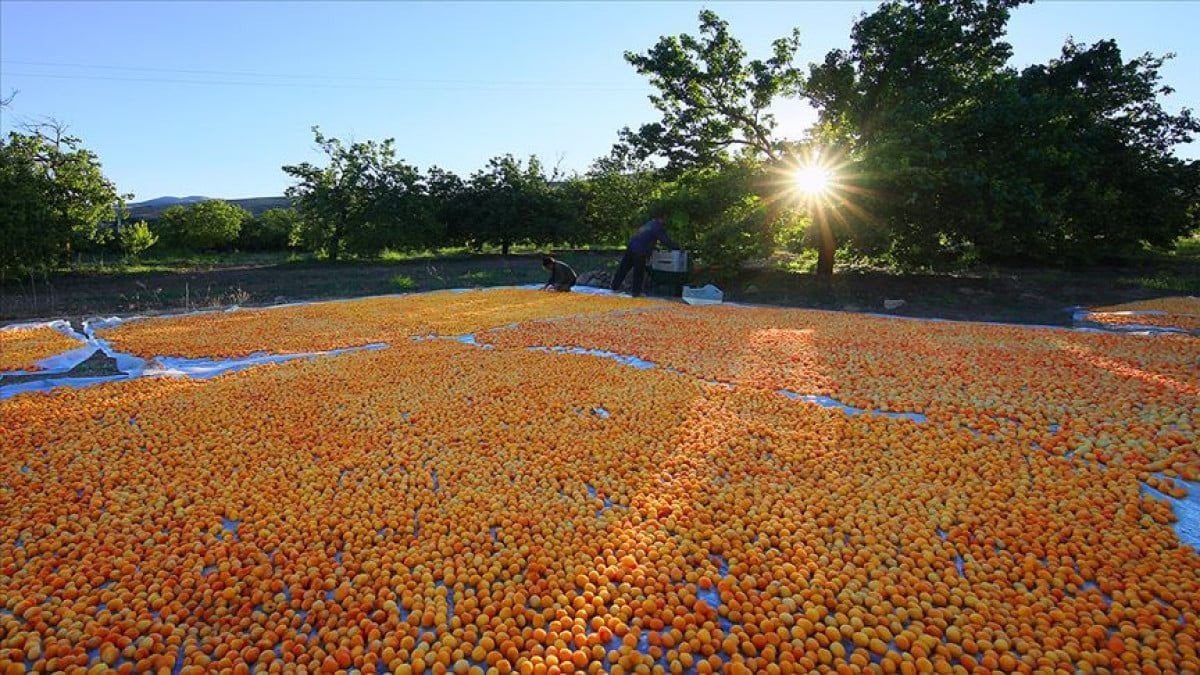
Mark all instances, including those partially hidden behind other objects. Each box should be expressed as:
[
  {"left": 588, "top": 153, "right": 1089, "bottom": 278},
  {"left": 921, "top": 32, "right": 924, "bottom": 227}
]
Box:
[{"left": 129, "top": 196, "right": 290, "bottom": 219}]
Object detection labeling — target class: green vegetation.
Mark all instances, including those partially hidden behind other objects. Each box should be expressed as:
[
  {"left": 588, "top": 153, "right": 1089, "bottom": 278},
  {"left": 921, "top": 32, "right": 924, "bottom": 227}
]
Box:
[
  {"left": 239, "top": 208, "right": 297, "bottom": 252},
  {"left": 157, "top": 199, "right": 249, "bottom": 251},
  {"left": 0, "top": 120, "right": 126, "bottom": 276},
  {"left": 118, "top": 220, "right": 158, "bottom": 259},
  {"left": 3, "top": 0, "right": 1197, "bottom": 285},
  {"left": 806, "top": 0, "right": 1199, "bottom": 268},
  {"left": 390, "top": 274, "right": 417, "bottom": 291}
]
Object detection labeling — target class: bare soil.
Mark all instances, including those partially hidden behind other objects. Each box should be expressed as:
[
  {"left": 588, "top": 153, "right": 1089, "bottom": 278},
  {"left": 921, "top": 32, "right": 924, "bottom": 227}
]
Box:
[{"left": 2, "top": 250, "right": 1196, "bottom": 329}]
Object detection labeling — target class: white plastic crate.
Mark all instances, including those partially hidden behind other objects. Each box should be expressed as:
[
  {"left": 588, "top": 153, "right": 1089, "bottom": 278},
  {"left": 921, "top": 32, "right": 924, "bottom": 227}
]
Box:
[{"left": 649, "top": 250, "right": 688, "bottom": 272}]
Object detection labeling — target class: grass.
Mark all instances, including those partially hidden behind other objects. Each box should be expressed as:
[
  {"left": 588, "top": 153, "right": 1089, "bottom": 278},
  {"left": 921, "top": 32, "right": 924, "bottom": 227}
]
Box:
[
  {"left": 1116, "top": 272, "right": 1200, "bottom": 295},
  {"left": 58, "top": 250, "right": 305, "bottom": 275},
  {"left": 55, "top": 243, "right": 625, "bottom": 278},
  {"left": 4, "top": 236, "right": 1197, "bottom": 325},
  {"left": 390, "top": 274, "right": 418, "bottom": 291}
]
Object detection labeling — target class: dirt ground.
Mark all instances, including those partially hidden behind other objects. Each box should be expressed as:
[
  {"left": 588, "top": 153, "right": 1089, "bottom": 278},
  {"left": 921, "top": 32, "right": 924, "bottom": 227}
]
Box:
[{"left": 1, "top": 250, "right": 1196, "bottom": 328}]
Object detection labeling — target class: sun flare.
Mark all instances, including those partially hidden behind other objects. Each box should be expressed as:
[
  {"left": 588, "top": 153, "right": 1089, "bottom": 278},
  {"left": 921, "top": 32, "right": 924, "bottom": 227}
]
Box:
[{"left": 792, "top": 164, "right": 832, "bottom": 195}]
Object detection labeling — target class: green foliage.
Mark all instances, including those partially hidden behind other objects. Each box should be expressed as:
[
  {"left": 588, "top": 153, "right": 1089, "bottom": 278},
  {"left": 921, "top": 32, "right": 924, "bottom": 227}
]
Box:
[
  {"left": 238, "top": 208, "right": 298, "bottom": 251},
  {"left": 577, "top": 148, "right": 663, "bottom": 246},
  {"left": 0, "top": 135, "right": 59, "bottom": 274},
  {"left": 390, "top": 274, "right": 417, "bottom": 290},
  {"left": 458, "top": 155, "right": 571, "bottom": 255},
  {"left": 620, "top": 9, "right": 814, "bottom": 273},
  {"left": 808, "top": 0, "right": 1200, "bottom": 268},
  {"left": 622, "top": 9, "right": 803, "bottom": 169},
  {"left": 118, "top": 220, "right": 158, "bottom": 258},
  {"left": 0, "top": 126, "right": 125, "bottom": 274},
  {"left": 655, "top": 162, "right": 795, "bottom": 268},
  {"left": 354, "top": 158, "right": 437, "bottom": 256},
  {"left": 426, "top": 166, "right": 471, "bottom": 247},
  {"left": 1117, "top": 273, "right": 1200, "bottom": 295},
  {"left": 283, "top": 127, "right": 436, "bottom": 260},
  {"left": 157, "top": 200, "right": 249, "bottom": 251}
]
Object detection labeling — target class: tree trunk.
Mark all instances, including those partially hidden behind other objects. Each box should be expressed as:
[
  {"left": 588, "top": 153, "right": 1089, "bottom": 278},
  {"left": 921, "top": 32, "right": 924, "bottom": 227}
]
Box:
[
  {"left": 812, "top": 208, "right": 836, "bottom": 306},
  {"left": 330, "top": 215, "right": 344, "bottom": 262},
  {"left": 501, "top": 240, "right": 511, "bottom": 257},
  {"left": 815, "top": 209, "right": 835, "bottom": 281}
]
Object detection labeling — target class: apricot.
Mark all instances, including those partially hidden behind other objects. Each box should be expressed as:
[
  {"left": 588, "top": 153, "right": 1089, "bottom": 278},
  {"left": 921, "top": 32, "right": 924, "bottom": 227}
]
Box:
[
  {"left": 0, "top": 290, "right": 1196, "bottom": 674},
  {"left": 0, "top": 324, "right": 84, "bottom": 372}
]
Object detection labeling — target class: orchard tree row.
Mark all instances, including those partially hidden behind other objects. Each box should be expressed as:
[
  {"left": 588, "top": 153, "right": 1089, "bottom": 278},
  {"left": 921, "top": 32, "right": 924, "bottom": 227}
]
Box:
[{"left": 3, "top": 0, "right": 1197, "bottom": 277}]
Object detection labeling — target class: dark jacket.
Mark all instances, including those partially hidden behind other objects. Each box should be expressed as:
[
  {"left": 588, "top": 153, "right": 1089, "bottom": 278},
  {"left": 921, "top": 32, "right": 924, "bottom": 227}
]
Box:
[
  {"left": 546, "top": 260, "right": 577, "bottom": 287},
  {"left": 627, "top": 218, "right": 677, "bottom": 256}
]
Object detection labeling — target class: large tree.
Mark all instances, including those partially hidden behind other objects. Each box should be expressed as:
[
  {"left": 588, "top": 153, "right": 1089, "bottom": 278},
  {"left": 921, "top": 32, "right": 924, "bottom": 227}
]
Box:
[
  {"left": 460, "top": 155, "right": 564, "bottom": 256},
  {"left": 283, "top": 127, "right": 432, "bottom": 260},
  {"left": 622, "top": 10, "right": 804, "bottom": 169},
  {"left": 0, "top": 134, "right": 59, "bottom": 275},
  {"left": 426, "top": 166, "right": 471, "bottom": 247},
  {"left": 622, "top": 11, "right": 822, "bottom": 275},
  {"left": 0, "top": 122, "right": 125, "bottom": 274},
  {"left": 158, "top": 200, "right": 249, "bottom": 251},
  {"left": 808, "top": 0, "right": 1199, "bottom": 266},
  {"left": 356, "top": 155, "right": 436, "bottom": 255},
  {"left": 577, "top": 146, "right": 662, "bottom": 246},
  {"left": 656, "top": 160, "right": 790, "bottom": 269},
  {"left": 239, "top": 208, "right": 299, "bottom": 251}
]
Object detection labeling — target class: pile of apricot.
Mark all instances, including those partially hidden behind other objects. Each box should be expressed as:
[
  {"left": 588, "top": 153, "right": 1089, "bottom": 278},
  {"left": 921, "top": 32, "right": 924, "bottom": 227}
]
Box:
[
  {"left": 0, "top": 326, "right": 83, "bottom": 373},
  {"left": 480, "top": 304, "right": 1200, "bottom": 486},
  {"left": 98, "top": 290, "right": 661, "bottom": 359},
  {"left": 1086, "top": 297, "right": 1200, "bottom": 332},
  {"left": 2, "top": 293, "right": 1197, "bottom": 674}
]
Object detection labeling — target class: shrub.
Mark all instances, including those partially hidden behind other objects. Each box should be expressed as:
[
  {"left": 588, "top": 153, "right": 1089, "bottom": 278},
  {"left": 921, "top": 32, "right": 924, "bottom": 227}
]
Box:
[{"left": 118, "top": 220, "right": 158, "bottom": 258}]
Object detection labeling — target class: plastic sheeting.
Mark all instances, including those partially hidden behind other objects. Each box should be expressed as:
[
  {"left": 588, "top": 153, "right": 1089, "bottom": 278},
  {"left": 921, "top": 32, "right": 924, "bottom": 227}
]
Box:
[
  {"left": 0, "top": 313, "right": 391, "bottom": 399},
  {"left": 148, "top": 343, "right": 388, "bottom": 380},
  {"left": 528, "top": 345, "right": 658, "bottom": 370},
  {"left": 1143, "top": 476, "right": 1200, "bottom": 550},
  {"left": 777, "top": 389, "right": 928, "bottom": 422},
  {"left": 0, "top": 319, "right": 97, "bottom": 377},
  {"left": 1070, "top": 307, "right": 1192, "bottom": 335},
  {"left": 1, "top": 374, "right": 135, "bottom": 400}
]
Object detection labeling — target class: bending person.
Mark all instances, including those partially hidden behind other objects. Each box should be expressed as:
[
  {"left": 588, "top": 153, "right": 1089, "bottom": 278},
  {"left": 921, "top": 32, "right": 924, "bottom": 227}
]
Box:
[
  {"left": 541, "top": 255, "right": 577, "bottom": 292},
  {"left": 611, "top": 210, "right": 677, "bottom": 297}
]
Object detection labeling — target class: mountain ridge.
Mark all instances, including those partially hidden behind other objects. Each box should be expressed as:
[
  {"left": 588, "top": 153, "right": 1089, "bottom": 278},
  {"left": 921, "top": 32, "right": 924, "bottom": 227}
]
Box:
[{"left": 129, "top": 195, "right": 290, "bottom": 219}]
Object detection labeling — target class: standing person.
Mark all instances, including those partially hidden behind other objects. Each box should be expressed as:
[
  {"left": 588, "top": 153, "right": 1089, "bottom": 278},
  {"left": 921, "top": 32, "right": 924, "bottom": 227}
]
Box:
[
  {"left": 611, "top": 210, "right": 677, "bottom": 297},
  {"left": 541, "top": 255, "right": 577, "bottom": 292}
]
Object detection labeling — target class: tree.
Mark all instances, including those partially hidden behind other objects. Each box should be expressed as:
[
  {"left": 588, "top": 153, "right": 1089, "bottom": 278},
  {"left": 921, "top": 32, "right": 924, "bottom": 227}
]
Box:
[
  {"left": 158, "top": 200, "right": 248, "bottom": 251},
  {"left": 622, "top": 10, "right": 819, "bottom": 275},
  {"left": 356, "top": 157, "right": 436, "bottom": 255},
  {"left": 0, "top": 134, "right": 59, "bottom": 275},
  {"left": 461, "top": 155, "right": 562, "bottom": 256},
  {"left": 0, "top": 123, "right": 125, "bottom": 274},
  {"left": 656, "top": 160, "right": 798, "bottom": 269},
  {"left": 283, "top": 127, "right": 432, "bottom": 259},
  {"left": 998, "top": 40, "right": 1200, "bottom": 262},
  {"left": 118, "top": 220, "right": 158, "bottom": 258},
  {"left": 622, "top": 10, "right": 804, "bottom": 169},
  {"left": 283, "top": 128, "right": 371, "bottom": 260},
  {"left": 427, "top": 166, "right": 471, "bottom": 247},
  {"left": 808, "top": 0, "right": 1199, "bottom": 267},
  {"left": 577, "top": 147, "right": 662, "bottom": 246},
  {"left": 238, "top": 208, "right": 299, "bottom": 251}
]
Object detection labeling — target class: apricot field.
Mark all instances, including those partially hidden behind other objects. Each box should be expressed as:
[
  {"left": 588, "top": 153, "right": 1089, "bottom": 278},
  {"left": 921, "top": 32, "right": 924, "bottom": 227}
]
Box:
[
  {"left": 1084, "top": 297, "right": 1200, "bottom": 333},
  {"left": 2, "top": 290, "right": 1198, "bottom": 675},
  {"left": 1, "top": 325, "right": 85, "bottom": 373}
]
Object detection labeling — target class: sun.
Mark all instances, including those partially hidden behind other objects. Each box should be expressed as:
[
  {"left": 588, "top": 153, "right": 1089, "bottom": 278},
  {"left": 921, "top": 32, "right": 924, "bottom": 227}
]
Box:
[{"left": 792, "top": 164, "right": 832, "bottom": 196}]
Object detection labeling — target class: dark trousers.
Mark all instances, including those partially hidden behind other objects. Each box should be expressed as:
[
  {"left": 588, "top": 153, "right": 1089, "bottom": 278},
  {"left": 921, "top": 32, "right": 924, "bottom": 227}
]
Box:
[{"left": 611, "top": 250, "right": 648, "bottom": 296}]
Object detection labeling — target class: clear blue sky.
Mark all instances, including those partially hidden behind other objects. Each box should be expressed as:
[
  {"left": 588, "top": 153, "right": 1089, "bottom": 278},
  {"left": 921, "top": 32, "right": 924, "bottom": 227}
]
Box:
[{"left": 2, "top": 1, "right": 1197, "bottom": 201}]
